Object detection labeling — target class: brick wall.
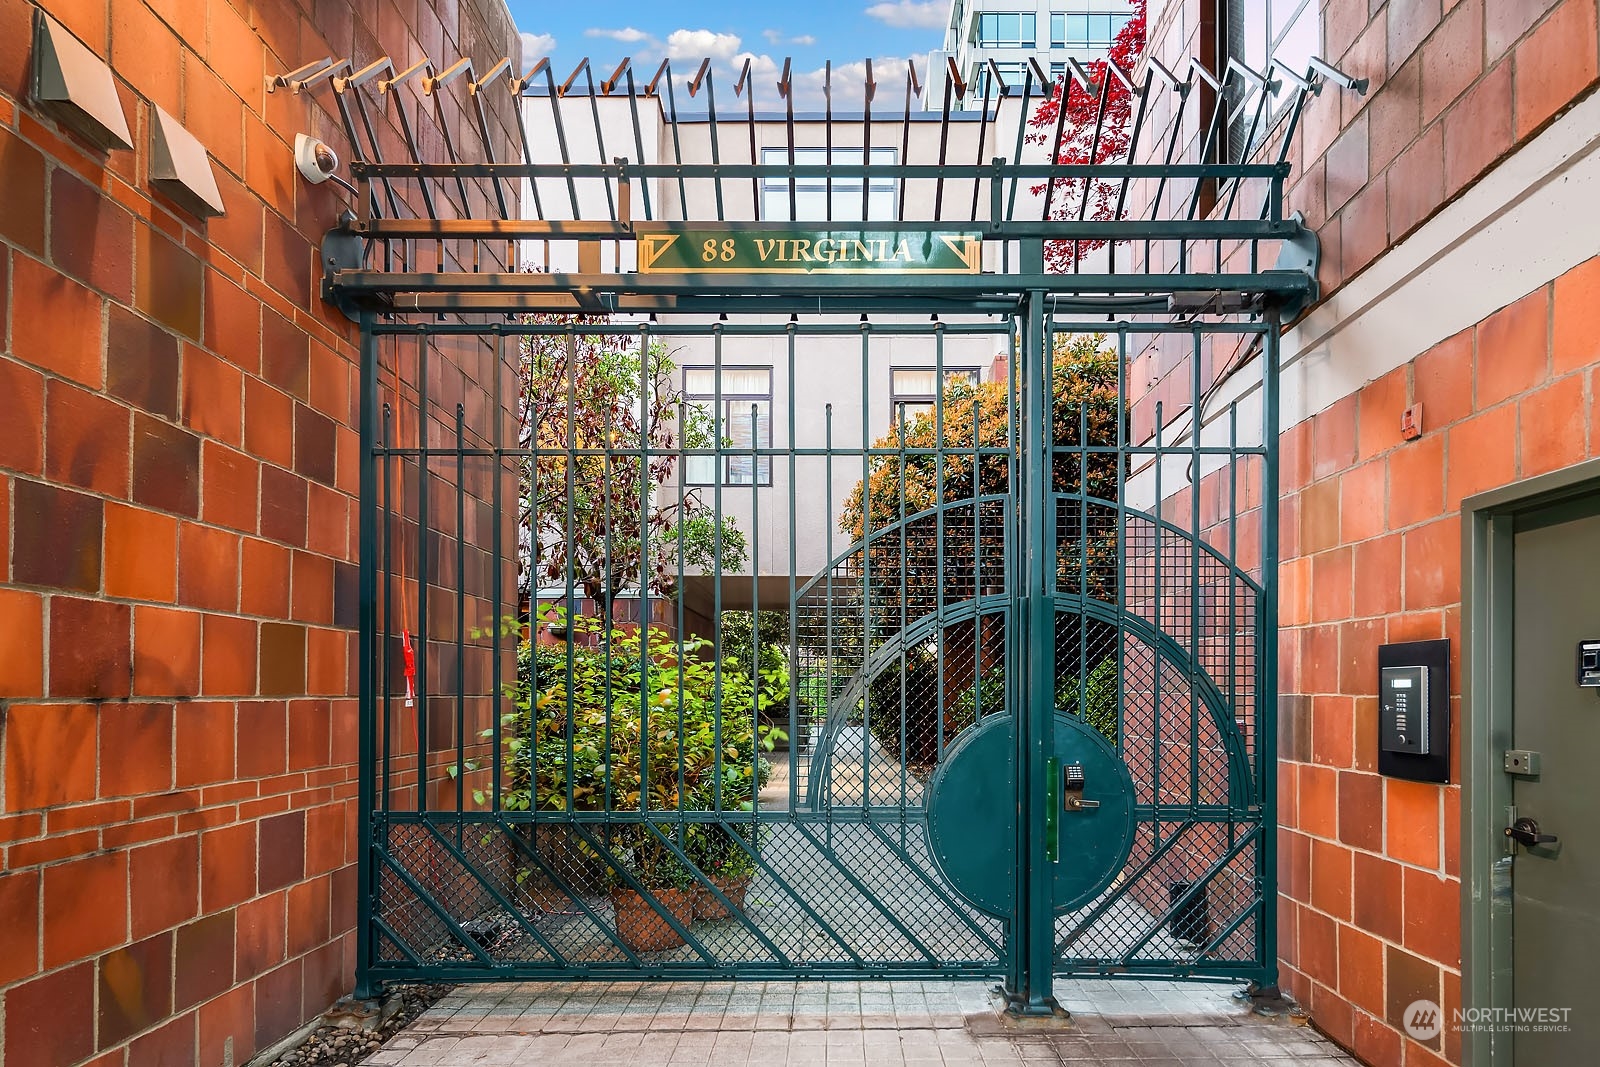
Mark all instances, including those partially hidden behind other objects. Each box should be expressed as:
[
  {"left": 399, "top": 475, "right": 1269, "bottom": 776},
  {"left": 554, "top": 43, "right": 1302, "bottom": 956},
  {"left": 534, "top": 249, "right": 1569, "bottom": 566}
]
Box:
[
  {"left": 1132, "top": 1, "right": 1600, "bottom": 1064},
  {"left": 0, "top": 0, "right": 520, "bottom": 1064},
  {"left": 1276, "top": 253, "right": 1600, "bottom": 1066}
]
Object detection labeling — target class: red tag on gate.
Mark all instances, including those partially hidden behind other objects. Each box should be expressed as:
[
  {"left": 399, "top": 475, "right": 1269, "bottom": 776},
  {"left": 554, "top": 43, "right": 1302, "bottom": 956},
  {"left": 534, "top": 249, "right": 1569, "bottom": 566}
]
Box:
[{"left": 401, "top": 629, "right": 417, "bottom": 708}]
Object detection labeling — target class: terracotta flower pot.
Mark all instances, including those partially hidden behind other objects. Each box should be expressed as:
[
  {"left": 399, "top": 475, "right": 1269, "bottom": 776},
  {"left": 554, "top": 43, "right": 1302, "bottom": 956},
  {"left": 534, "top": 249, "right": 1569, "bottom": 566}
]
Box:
[
  {"left": 610, "top": 886, "right": 694, "bottom": 952},
  {"left": 693, "top": 875, "right": 752, "bottom": 920}
]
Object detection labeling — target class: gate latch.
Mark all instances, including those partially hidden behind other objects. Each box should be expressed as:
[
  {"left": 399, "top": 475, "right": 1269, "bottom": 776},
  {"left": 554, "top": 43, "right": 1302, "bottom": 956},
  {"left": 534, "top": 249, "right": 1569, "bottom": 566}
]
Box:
[{"left": 1063, "top": 764, "right": 1099, "bottom": 812}]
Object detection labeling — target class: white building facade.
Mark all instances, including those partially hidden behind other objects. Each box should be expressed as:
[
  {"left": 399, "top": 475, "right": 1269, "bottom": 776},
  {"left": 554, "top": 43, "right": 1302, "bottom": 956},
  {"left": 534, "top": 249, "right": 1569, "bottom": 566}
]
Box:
[{"left": 927, "top": 0, "right": 1137, "bottom": 107}]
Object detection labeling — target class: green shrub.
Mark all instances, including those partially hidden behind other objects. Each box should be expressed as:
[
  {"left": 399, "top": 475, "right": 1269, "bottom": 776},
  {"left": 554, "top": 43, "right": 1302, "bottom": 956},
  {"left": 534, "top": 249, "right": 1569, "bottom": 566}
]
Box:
[{"left": 459, "top": 613, "right": 781, "bottom": 889}]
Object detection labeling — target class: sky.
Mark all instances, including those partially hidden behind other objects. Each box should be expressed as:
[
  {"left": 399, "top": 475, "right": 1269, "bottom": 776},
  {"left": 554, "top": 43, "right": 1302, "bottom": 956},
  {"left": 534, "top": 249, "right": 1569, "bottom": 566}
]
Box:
[{"left": 503, "top": 0, "right": 952, "bottom": 112}]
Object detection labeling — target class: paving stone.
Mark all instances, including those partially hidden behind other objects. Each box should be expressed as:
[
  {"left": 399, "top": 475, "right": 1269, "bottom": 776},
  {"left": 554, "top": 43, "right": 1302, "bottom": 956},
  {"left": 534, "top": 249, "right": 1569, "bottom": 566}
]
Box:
[{"left": 361, "top": 979, "right": 1358, "bottom": 1065}]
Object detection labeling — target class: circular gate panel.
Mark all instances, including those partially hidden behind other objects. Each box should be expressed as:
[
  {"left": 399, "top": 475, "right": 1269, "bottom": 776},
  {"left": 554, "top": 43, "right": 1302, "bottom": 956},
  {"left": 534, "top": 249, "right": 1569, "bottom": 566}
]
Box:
[{"left": 925, "top": 713, "right": 1135, "bottom": 917}]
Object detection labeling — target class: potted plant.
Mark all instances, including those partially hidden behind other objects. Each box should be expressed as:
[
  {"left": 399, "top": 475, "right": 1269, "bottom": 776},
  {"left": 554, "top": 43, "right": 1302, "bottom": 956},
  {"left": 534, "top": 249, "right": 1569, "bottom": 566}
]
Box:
[
  {"left": 605, "top": 827, "right": 698, "bottom": 952},
  {"left": 530, "top": 613, "right": 779, "bottom": 950},
  {"left": 686, "top": 823, "right": 759, "bottom": 920}
]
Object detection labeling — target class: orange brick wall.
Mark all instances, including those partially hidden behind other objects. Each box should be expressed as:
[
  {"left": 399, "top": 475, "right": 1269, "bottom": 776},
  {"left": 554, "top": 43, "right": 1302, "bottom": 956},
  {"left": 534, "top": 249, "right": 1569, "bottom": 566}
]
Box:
[
  {"left": 0, "top": 1, "right": 519, "bottom": 1065},
  {"left": 1276, "top": 254, "right": 1600, "bottom": 1066},
  {"left": 1137, "top": 2, "right": 1600, "bottom": 1065}
]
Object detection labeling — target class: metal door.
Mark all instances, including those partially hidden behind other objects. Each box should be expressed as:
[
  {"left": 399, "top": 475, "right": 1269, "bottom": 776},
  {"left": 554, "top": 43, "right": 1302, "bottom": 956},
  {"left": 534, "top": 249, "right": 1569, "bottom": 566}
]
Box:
[{"left": 1509, "top": 505, "right": 1600, "bottom": 1061}]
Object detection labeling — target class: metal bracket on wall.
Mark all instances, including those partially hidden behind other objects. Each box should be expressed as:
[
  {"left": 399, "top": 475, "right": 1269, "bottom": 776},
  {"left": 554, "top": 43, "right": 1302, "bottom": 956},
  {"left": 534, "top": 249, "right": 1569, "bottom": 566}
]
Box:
[
  {"left": 1270, "top": 211, "right": 1320, "bottom": 319},
  {"left": 321, "top": 210, "right": 364, "bottom": 323}
]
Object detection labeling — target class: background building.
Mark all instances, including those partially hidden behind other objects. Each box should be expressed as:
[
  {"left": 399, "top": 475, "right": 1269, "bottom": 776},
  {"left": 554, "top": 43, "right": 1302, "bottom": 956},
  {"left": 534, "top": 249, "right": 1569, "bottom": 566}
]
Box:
[{"left": 927, "top": 0, "right": 1137, "bottom": 106}]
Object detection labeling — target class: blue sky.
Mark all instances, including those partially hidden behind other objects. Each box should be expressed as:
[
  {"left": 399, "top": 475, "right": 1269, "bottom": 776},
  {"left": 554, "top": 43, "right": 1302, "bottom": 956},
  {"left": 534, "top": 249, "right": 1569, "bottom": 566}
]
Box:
[{"left": 505, "top": 0, "right": 950, "bottom": 110}]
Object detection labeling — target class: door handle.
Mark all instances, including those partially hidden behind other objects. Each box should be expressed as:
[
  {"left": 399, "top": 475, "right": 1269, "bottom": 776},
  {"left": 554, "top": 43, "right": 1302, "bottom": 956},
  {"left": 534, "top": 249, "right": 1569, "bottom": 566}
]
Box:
[
  {"left": 1063, "top": 763, "right": 1100, "bottom": 811},
  {"left": 1504, "top": 817, "right": 1558, "bottom": 847}
]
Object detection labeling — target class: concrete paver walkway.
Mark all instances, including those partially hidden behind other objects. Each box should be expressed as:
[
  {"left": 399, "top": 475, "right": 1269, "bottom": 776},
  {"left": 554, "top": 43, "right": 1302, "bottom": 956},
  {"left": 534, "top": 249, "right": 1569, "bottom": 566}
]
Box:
[{"left": 363, "top": 980, "right": 1359, "bottom": 1065}]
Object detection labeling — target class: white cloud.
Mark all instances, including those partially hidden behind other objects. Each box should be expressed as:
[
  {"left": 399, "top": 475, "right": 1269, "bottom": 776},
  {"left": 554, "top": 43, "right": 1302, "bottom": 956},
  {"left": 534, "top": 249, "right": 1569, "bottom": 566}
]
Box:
[
  {"left": 706, "top": 53, "right": 916, "bottom": 112},
  {"left": 864, "top": 0, "right": 947, "bottom": 30},
  {"left": 585, "top": 27, "right": 652, "bottom": 43},
  {"left": 665, "top": 29, "right": 744, "bottom": 61},
  {"left": 520, "top": 32, "right": 557, "bottom": 68},
  {"left": 762, "top": 29, "right": 818, "bottom": 47}
]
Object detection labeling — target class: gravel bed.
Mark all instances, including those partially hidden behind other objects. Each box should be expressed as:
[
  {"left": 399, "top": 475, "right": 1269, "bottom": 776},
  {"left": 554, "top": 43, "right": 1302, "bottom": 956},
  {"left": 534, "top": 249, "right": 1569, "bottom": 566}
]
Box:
[{"left": 263, "top": 984, "right": 452, "bottom": 1067}]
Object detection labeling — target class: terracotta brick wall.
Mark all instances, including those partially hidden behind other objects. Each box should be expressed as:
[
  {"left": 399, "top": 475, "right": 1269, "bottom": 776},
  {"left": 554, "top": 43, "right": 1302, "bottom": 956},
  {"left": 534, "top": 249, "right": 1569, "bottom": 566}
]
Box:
[
  {"left": 0, "top": 0, "right": 519, "bottom": 1064},
  {"left": 1276, "top": 254, "right": 1600, "bottom": 1066},
  {"left": 1130, "top": 2, "right": 1600, "bottom": 1064}
]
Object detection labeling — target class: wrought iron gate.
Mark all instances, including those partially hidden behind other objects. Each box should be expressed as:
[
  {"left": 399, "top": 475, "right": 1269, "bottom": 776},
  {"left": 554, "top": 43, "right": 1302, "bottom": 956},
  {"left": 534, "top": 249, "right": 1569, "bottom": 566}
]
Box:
[{"left": 313, "top": 46, "right": 1365, "bottom": 1008}]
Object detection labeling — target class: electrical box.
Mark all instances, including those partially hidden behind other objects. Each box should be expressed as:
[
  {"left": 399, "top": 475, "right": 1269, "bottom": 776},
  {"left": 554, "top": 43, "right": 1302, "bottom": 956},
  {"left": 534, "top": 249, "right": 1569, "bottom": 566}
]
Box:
[
  {"left": 1579, "top": 640, "right": 1600, "bottom": 688},
  {"left": 1378, "top": 639, "right": 1450, "bottom": 783}
]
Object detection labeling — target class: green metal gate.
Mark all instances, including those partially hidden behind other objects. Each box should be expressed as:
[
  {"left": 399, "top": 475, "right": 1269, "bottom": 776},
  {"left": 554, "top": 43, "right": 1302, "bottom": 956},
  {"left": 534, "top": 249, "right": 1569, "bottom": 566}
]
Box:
[{"left": 315, "top": 48, "right": 1365, "bottom": 1009}]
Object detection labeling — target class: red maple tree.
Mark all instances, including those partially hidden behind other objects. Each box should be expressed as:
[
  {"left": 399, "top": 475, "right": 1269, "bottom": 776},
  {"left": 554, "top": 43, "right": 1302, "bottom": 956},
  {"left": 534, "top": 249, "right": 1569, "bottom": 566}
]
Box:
[{"left": 1027, "top": 0, "right": 1148, "bottom": 273}]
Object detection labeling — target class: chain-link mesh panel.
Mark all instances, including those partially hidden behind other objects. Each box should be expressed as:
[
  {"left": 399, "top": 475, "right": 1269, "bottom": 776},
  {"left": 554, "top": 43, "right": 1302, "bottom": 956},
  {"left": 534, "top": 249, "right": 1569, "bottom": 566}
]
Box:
[{"left": 370, "top": 816, "right": 1003, "bottom": 975}]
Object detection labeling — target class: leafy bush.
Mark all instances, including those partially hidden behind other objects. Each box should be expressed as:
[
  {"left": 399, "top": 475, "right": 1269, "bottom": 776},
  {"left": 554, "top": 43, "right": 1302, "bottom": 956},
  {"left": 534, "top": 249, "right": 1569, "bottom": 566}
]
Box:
[{"left": 460, "top": 613, "right": 782, "bottom": 889}]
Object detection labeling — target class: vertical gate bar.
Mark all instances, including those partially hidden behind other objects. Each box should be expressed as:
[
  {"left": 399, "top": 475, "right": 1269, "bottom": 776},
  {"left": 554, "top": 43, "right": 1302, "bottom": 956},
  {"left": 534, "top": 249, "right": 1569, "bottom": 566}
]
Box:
[
  {"left": 455, "top": 403, "right": 467, "bottom": 825},
  {"left": 1075, "top": 322, "right": 1089, "bottom": 739},
  {"left": 1152, "top": 400, "right": 1163, "bottom": 830},
  {"left": 787, "top": 324, "right": 800, "bottom": 814},
  {"left": 712, "top": 324, "right": 725, "bottom": 814},
  {"left": 1228, "top": 401, "right": 1239, "bottom": 745},
  {"left": 749, "top": 399, "right": 761, "bottom": 832},
  {"left": 491, "top": 334, "right": 504, "bottom": 813},
  {"left": 639, "top": 323, "right": 651, "bottom": 819},
  {"left": 823, "top": 400, "right": 835, "bottom": 813},
  {"left": 1258, "top": 313, "right": 1282, "bottom": 987},
  {"left": 1114, "top": 329, "right": 1127, "bottom": 760},
  {"left": 674, "top": 398, "right": 688, "bottom": 823},
  {"left": 563, "top": 327, "right": 578, "bottom": 816},
  {"left": 601, "top": 384, "right": 615, "bottom": 812},
  {"left": 416, "top": 333, "right": 431, "bottom": 812},
  {"left": 381, "top": 403, "right": 394, "bottom": 810},
  {"left": 970, "top": 393, "right": 980, "bottom": 729},
  {"left": 859, "top": 323, "right": 873, "bottom": 802},
  {"left": 897, "top": 381, "right": 908, "bottom": 811},
  {"left": 356, "top": 313, "right": 379, "bottom": 1000},
  {"left": 1190, "top": 331, "right": 1202, "bottom": 808},
  {"left": 525, "top": 329, "right": 540, "bottom": 817},
  {"left": 933, "top": 324, "right": 946, "bottom": 762},
  {"left": 1016, "top": 270, "right": 1056, "bottom": 1012}
]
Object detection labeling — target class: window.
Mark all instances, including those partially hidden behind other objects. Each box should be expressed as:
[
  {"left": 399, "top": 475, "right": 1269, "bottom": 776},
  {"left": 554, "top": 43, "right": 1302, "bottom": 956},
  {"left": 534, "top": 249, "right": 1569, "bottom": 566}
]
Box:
[
  {"left": 974, "top": 62, "right": 1029, "bottom": 100},
  {"left": 976, "top": 12, "right": 1035, "bottom": 47},
  {"left": 759, "top": 147, "right": 897, "bottom": 222},
  {"left": 683, "top": 367, "right": 772, "bottom": 486},
  {"left": 890, "top": 367, "right": 980, "bottom": 429},
  {"left": 1223, "top": 0, "right": 1318, "bottom": 160},
  {"left": 1051, "top": 11, "right": 1132, "bottom": 53}
]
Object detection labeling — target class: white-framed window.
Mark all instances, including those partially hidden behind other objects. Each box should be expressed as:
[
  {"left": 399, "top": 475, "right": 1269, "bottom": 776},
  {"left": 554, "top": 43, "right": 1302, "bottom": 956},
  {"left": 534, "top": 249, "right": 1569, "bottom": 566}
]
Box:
[
  {"left": 1224, "top": 0, "right": 1318, "bottom": 160},
  {"left": 759, "top": 147, "right": 897, "bottom": 222},
  {"left": 974, "top": 62, "right": 1029, "bottom": 100},
  {"left": 890, "top": 367, "right": 981, "bottom": 429},
  {"left": 1051, "top": 11, "right": 1133, "bottom": 53},
  {"left": 683, "top": 367, "right": 773, "bottom": 486},
  {"left": 976, "top": 12, "right": 1036, "bottom": 47}
]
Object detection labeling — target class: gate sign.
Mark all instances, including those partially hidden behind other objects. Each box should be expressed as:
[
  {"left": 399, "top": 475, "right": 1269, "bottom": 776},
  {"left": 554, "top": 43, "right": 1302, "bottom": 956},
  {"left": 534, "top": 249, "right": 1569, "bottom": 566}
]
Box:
[{"left": 637, "top": 229, "right": 983, "bottom": 275}]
